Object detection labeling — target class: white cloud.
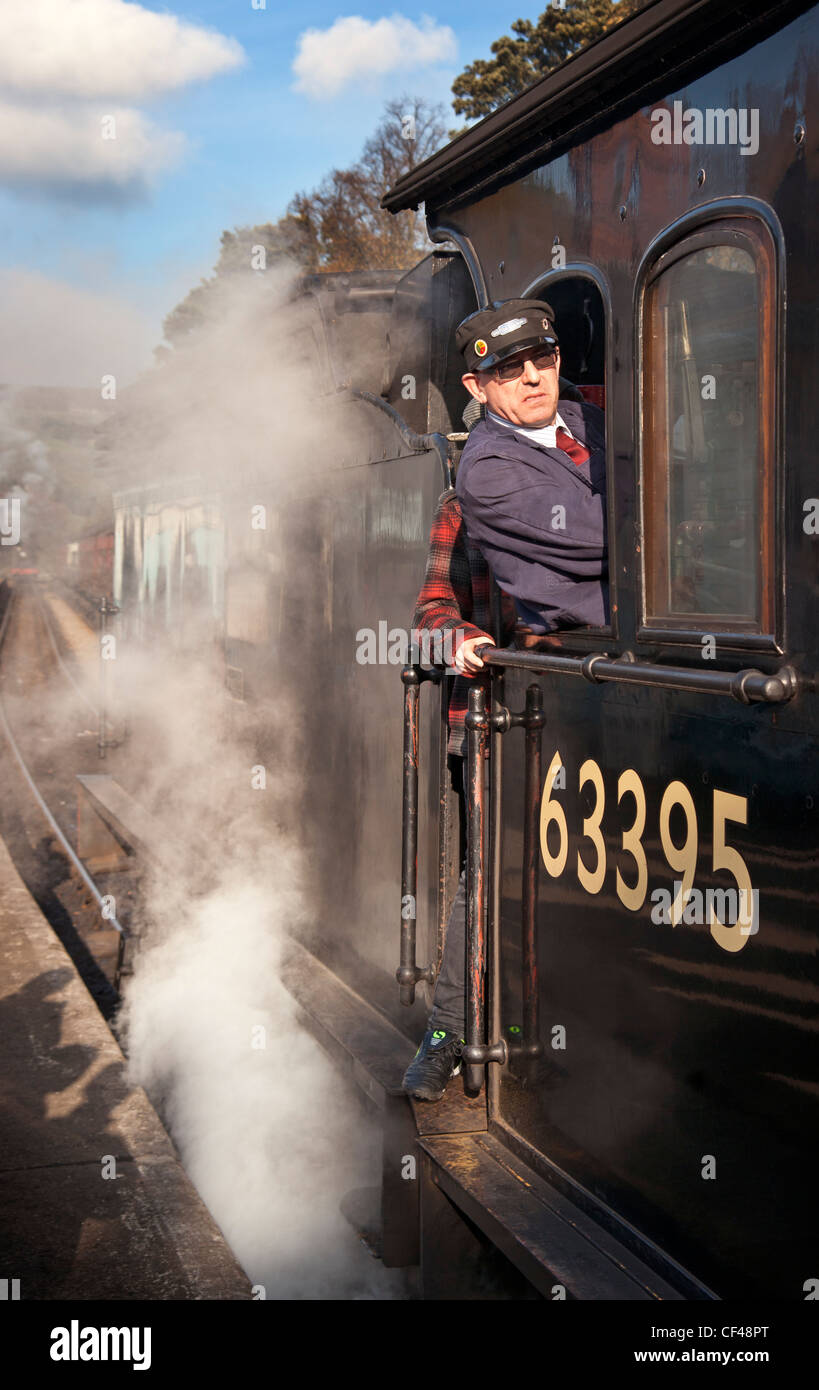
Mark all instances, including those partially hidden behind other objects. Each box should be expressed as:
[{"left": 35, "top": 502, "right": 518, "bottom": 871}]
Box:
[
  {"left": 0, "top": 100, "right": 185, "bottom": 196},
  {"left": 292, "top": 13, "right": 457, "bottom": 99},
  {"left": 0, "top": 0, "right": 244, "bottom": 101},
  {"left": 0, "top": 270, "right": 158, "bottom": 387},
  {"left": 0, "top": 1, "right": 244, "bottom": 198}
]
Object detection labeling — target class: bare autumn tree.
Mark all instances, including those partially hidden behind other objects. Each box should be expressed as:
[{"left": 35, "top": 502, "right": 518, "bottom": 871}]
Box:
[
  {"left": 452, "top": 0, "right": 647, "bottom": 121},
  {"left": 283, "top": 95, "right": 447, "bottom": 271},
  {"left": 161, "top": 96, "right": 447, "bottom": 348}
]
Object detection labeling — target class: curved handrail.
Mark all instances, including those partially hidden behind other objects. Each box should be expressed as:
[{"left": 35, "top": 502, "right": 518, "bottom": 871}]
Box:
[{"left": 349, "top": 389, "right": 454, "bottom": 489}]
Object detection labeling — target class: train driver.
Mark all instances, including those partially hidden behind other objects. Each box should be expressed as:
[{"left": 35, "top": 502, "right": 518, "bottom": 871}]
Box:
[
  {"left": 456, "top": 298, "right": 608, "bottom": 637},
  {"left": 402, "top": 297, "right": 607, "bottom": 1102}
]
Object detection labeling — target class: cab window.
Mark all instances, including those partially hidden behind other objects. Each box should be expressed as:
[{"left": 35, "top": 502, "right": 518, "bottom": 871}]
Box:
[
  {"left": 642, "top": 222, "right": 776, "bottom": 633},
  {"left": 383, "top": 250, "right": 478, "bottom": 436},
  {"left": 529, "top": 273, "right": 606, "bottom": 410}
]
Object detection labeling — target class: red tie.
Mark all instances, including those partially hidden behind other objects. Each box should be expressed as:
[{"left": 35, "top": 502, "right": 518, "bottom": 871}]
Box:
[{"left": 555, "top": 427, "right": 589, "bottom": 466}]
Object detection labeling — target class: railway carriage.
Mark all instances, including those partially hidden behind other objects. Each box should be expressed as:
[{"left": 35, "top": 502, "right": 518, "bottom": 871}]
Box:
[{"left": 65, "top": 527, "right": 115, "bottom": 608}]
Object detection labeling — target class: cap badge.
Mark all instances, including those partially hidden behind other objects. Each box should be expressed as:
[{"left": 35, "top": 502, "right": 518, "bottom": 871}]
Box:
[
  {"left": 490, "top": 316, "right": 527, "bottom": 338},
  {"left": 474, "top": 338, "right": 488, "bottom": 357}
]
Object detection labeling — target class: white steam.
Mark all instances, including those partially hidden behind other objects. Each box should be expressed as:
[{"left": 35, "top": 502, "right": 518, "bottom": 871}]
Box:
[
  {"left": 103, "top": 263, "right": 407, "bottom": 1297},
  {"left": 123, "top": 864, "right": 392, "bottom": 1297},
  {"left": 0, "top": 271, "right": 157, "bottom": 388}
]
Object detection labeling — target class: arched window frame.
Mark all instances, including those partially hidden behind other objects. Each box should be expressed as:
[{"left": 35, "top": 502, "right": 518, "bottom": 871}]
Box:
[{"left": 635, "top": 201, "right": 785, "bottom": 653}]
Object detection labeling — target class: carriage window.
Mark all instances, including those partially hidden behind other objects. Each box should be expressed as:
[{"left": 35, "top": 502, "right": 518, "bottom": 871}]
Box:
[{"left": 643, "top": 225, "right": 775, "bottom": 631}]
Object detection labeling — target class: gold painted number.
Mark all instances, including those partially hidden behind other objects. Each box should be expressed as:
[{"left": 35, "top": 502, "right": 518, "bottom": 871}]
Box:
[
  {"left": 540, "top": 750, "right": 568, "bottom": 877},
  {"left": 709, "top": 790, "right": 754, "bottom": 953},
  {"left": 616, "top": 769, "right": 648, "bottom": 911},
  {"left": 577, "top": 759, "right": 606, "bottom": 894},
  {"left": 659, "top": 781, "right": 698, "bottom": 926}
]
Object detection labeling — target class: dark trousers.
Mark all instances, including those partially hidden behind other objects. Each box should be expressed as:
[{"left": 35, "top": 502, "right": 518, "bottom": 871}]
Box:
[{"left": 428, "top": 759, "right": 467, "bottom": 1037}]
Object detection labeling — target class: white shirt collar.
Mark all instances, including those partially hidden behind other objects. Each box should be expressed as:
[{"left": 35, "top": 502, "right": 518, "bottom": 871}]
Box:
[{"left": 487, "top": 408, "right": 572, "bottom": 450}]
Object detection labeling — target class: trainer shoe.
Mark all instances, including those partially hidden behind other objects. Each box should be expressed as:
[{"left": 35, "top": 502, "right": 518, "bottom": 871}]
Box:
[{"left": 402, "top": 1028, "right": 464, "bottom": 1101}]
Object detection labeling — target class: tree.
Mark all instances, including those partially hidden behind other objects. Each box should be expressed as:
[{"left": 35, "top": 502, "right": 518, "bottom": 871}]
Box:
[
  {"left": 161, "top": 221, "right": 309, "bottom": 346},
  {"left": 161, "top": 96, "right": 447, "bottom": 348},
  {"left": 452, "top": 0, "right": 647, "bottom": 121},
  {"left": 285, "top": 95, "right": 447, "bottom": 271}
]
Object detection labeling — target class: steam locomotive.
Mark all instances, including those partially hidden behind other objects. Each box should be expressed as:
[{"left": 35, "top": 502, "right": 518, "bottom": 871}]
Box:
[{"left": 108, "top": 0, "right": 818, "bottom": 1299}]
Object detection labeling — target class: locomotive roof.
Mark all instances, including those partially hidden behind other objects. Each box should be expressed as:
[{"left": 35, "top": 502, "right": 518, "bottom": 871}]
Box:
[{"left": 382, "top": 0, "right": 813, "bottom": 216}]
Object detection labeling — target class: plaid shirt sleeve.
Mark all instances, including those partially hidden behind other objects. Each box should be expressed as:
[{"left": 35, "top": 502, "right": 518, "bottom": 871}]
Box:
[
  {"left": 411, "top": 490, "right": 493, "bottom": 647},
  {"left": 412, "top": 488, "right": 516, "bottom": 758}
]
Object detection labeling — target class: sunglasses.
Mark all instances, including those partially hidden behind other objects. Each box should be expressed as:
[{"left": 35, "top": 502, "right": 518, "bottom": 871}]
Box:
[{"left": 492, "top": 346, "right": 558, "bottom": 382}]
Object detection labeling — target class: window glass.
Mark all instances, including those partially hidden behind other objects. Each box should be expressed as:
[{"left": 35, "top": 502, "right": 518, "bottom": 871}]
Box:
[
  {"left": 384, "top": 250, "right": 477, "bottom": 435},
  {"left": 539, "top": 275, "right": 606, "bottom": 398},
  {"left": 643, "top": 228, "right": 774, "bottom": 629}
]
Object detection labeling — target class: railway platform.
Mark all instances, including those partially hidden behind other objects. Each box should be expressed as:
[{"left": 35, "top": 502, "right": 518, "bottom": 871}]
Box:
[{"left": 0, "top": 829, "right": 251, "bottom": 1301}]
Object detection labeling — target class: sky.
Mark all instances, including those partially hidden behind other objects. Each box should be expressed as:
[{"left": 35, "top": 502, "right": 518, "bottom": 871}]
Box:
[{"left": 0, "top": 0, "right": 552, "bottom": 387}]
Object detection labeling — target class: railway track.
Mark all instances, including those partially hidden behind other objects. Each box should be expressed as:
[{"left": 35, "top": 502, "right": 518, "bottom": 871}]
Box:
[{"left": 0, "top": 579, "right": 137, "bottom": 1002}]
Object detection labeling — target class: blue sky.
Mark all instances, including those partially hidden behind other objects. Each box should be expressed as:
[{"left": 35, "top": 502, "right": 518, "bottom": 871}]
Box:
[{"left": 0, "top": 0, "right": 555, "bottom": 385}]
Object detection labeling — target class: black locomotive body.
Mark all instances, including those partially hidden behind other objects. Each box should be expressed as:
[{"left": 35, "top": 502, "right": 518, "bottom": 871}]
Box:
[
  {"left": 158, "top": 0, "right": 819, "bottom": 1298},
  {"left": 383, "top": 0, "right": 819, "bottom": 1299}
]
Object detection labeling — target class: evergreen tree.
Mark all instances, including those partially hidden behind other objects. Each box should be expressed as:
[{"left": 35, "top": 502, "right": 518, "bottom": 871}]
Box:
[{"left": 452, "top": 0, "right": 647, "bottom": 121}]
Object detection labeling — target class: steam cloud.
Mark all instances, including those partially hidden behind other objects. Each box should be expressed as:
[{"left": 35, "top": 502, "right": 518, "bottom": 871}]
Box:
[
  {"left": 4, "top": 257, "right": 409, "bottom": 1297},
  {"left": 119, "top": 698, "right": 393, "bottom": 1297},
  {"left": 0, "top": 270, "right": 157, "bottom": 388},
  {"left": 100, "top": 262, "right": 407, "bottom": 1298}
]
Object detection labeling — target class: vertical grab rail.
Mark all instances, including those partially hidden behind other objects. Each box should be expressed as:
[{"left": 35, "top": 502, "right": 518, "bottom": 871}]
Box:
[
  {"left": 397, "top": 664, "right": 439, "bottom": 1005},
  {"left": 463, "top": 682, "right": 507, "bottom": 1092},
  {"left": 521, "top": 684, "right": 544, "bottom": 1060},
  {"left": 464, "top": 676, "right": 544, "bottom": 1090}
]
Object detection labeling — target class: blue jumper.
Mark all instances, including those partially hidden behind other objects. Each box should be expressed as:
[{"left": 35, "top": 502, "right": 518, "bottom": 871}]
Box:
[{"left": 455, "top": 399, "right": 609, "bottom": 633}]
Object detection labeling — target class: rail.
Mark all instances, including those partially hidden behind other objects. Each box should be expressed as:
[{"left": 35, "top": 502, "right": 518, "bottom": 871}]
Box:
[
  {"left": 397, "top": 664, "right": 439, "bottom": 1004},
  {"left": 35, "top": 587, "right": 98, "bottom": 717},
  {"left": 476, "top": 646, "right": 800, "bottom": 705},
  {"left": 0, "top": 583, "right": 128, "bottom": 990},
  {"left": 462, "top": 684, "right": 506, "bottom": 1089}
]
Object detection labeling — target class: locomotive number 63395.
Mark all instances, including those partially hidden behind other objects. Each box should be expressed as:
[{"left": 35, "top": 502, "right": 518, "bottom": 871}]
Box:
[{"left": 540, "top": 751, "right": 757, "bottom": 954}]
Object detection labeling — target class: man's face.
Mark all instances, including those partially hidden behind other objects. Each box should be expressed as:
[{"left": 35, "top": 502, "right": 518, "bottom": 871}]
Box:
[{"left": 462, "top": 345, "right": 561, "bottom": 428}]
